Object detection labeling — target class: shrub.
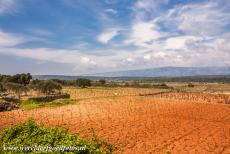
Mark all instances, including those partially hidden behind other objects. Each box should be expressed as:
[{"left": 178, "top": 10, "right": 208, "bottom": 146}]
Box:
[
  {"left": 0, "top": 101, "right": 19, "bottom": 112},
  {"left": 20, "top": 100, "right": 38, "bottom": 110},
  {"left": 0, "top": 83, "right": 6, "bottom": 93},
  {"left": 10, "top": 73, "right": 32, "bottom": 85},
  {"left": 32, "top": 80, "right": 62, "bottom": 94},
  {"left": 0, "top": 119, "right": 114, "bottom": 154},
  {"left": 28, "top": 93, "right": 70, "bottom": 102},
  {"left": 2, "top": 97, "right": 20, "bottom": 103},
  {"left": 99, "top": 80, "right": 106, "bottom": 85},
  {"left": 188, "top": 83, "right": 195, "bottom": 87},
  {"left": 76, "top": 78, "right": 92, "bottom": 88},
  {"left": 4, "top": 82, "right": 29, "bottom": 99},
  {"left": 160, "top": 83, "right": 167, "bottom": 87}
]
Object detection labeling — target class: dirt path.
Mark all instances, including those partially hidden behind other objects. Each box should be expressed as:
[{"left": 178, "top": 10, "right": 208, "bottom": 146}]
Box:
[{"left": 1, "top": 96, "right": 230, "bottom": 154}]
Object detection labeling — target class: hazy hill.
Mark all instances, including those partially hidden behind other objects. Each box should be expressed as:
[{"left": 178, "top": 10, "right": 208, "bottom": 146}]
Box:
[{"left": 91, "top": 67, "right": 230, "bottom": 77}]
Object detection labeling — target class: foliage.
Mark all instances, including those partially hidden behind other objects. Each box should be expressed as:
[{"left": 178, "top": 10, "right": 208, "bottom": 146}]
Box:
[
  {"left": 28, "top": 93, "right": 70, "bottom": 102},
  {"left": 0, "top": 101, "right": 19, "bottom": 112},
  {"left": 0, "top": 75, "right": 12, "bottom": 83},
  {"left": 188, "top": 83, "right": 195, "bottom": 87},
  {"left": 4, "top": 82, "right": 29, "bottom": 99},
  {"left": 76, "top": 78, "right": 92, "bottom": 88},
  {"left": 99, "top": 80, "right": 106, "bottom": 85},
  {"left": 0, "top": 82, "right": 6, "bottom": 93},
  {"left": 10, "top": 73, "right": 32, "bottom": 85},
  {"left": 20, "top": 100, "right": 39, "bottom": 110},
  {"left": 0, "top": 119, "right": 114, "bottom": 154},
  {"left": 2, "top": 97, "right": 20, "bottom": 103},
  {"left": 20, "top": 98, "right": 73, "bottom": 110},
  {"left": 45, "top": 98, "right": 72, "bottom": 107},
  {"left": 32, "top": 80, "right": 62, "bottom": 94},
  {"left": 0, "top": 73, "right": 32, "bottom": 85}
]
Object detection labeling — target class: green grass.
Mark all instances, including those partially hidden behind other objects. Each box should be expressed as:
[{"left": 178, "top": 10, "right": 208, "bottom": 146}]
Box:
[
  {"left": 20, "top": 99, "right": 79, "bottom": 110},
  {"left": 20, "top": 100, "right": 39, "bottom": 110},
  {"left": 45, "top": 99, "right": 77, "bottom": 107},
  {"left": 0, "top": 118, "right": 114, "bottom": 154}
]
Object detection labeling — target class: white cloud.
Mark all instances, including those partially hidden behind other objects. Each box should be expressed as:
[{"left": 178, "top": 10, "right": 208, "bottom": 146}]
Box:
[
  {"left": 0, "top": 0, "right": 17, "bottom": 15},
  {"left": 0, "top": 0, "right": 230, "bottom": 74},
  {"left": 162, "top": 1, "right": 230, "bottom": 36},
  {"left": 124, "top": 21, "right": 163, "bottom": 47},
  {"left": 134, "top": 0, "right": 169, "bottom": 11},
  {"left": 98, "top": 28, "right": 120, "bottom": 43},
  {"left": 105, "top": 9, "right": 117, "bottom": 15},
  {"left": 81, "top": 57, "right": 96, "bottom": 65},
  {"left": 164, "top": 36, "right": 202, "bottom": 50},
  {"left": 0, "top": 30, "right": 25, "bottom": 47},
  {"left": 133, "top": 0, "right": 169, "bottom": 18},
  {"left": 126, "top": 58, "right": 134, "bottom": 62},
  {"left": 143, "top": 54, "right": 151, "bottom": 60}
]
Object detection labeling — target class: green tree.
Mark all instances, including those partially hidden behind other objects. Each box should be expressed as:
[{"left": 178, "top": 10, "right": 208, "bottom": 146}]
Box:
[
  {"left": 0, "top": 83, "right": 5, "bottom": 93},
  {"left": 0, "top": 75, "right": 11, "bottom": 83},
  {"left": 188, "top": 82, "right": 194, "bottom": 87},
  {"left": 33, "top": 80, "right": 62, "bottom": 94},
  {"left": 76, "top": 78, "right": 92, "bottom": 88},
  {"left": 99, "top": 79, "right": 106, "bottom": 85},
  {"left": 5, "top": 82, "right": 29, "bottom": 99},
  {"left": 11, "top": 73, "right": 32, "bottom": 85}
]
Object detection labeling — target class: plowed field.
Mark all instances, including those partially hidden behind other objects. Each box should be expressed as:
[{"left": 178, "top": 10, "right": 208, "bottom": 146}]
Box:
[{"left": 1, "top": 92, "right": 230, "bottom": 154}]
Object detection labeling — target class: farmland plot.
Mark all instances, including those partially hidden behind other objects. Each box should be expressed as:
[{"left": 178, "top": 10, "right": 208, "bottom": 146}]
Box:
[{"left": 0, "top": 89, "right": 230, "bottom": 154}]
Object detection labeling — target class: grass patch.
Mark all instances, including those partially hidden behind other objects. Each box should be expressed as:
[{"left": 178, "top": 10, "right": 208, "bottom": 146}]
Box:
[
  {"left": 20, "top": 99, "right": 78, "bottom": 110},
  {"left": 45, "top": 99, "right": 77, "bottom": 107},
  {"left": 20, "top": 100, "right": 39, "bottom": 110},
  {"left": 0, "top": 118, "right": 114, "bottom": 153}
]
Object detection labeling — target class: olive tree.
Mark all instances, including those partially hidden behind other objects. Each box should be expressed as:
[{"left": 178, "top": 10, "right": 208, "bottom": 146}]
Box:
[
  {"left": 5, "top": 82, "right": 29, "bottom": 99},
  {"left": 33, "top": 80, "right": 62, "bottom": 95},
  {"left": 76, "top": 78, "right": 91, "bottom": 88}
]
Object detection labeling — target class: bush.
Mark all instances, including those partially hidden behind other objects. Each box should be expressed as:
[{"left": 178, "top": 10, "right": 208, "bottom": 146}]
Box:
[
  {"left": 10, "top": 73, "right": 32, "bottom": 85},
  {"left": 0, "top": 101, "right": 19, "bottom": 112},
  {"left": 160, "top": 83, "right": 167, "bottom": 87},
  {"left": 0, "top": 83, "right": 6, "bottom": 93},
  {"left": 20, "top": 100, "right": 38, "bottom": 110},
  {"left": 188, "top": 83, "right": 194, "bottom": 87},
  {"left": 32, "top": 80, "right": 62, "bottom": 95},
  {"left": 76, "top": 78, "right": 92, "bottom": 88},
  {"left": 28, "top": 93, "right": 70, "bottom": 102},
  {"left": 4, "top": 82, "right": 29, "bottom": 99},
  {"left": 99, "top": 80, "right": 106, "bottom": 85},
  {"left": 0, "top": 119, "right": 114, "bottom": 154},
  {"left": 2, "top": 97, "right": 20, "bottom": 103}
]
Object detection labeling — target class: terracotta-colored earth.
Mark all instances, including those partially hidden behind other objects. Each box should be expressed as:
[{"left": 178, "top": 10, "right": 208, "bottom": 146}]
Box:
[{"left": 1, "top": 96, "right": 230, "bottom": 154}]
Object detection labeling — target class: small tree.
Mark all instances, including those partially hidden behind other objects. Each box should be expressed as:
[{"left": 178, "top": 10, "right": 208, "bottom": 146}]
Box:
[
  {"left": 34, "top": 80, "right": 62, "bottom": 95},
  {"left": 0, "top": 83, "right": 4, "bottom": 93},
  {"left": 0, "top": 75, "right": 11, "bottom": 83},
  {"left": 160, "top": 83, "right": 167, "bottom": 87},
  {"left": 5, "top": 82, "right": 29, "bottom": 99},
  {"left": 10, "top": 73, "right": 32, "bottom": 85},
  {"left": 76, "top": 78, "right": 91, "bottom": 88},
  {"left": 99, "top": 79, "right": 106, "bottom": 85},
  {"left": 188, "top": 82, "right": 194, "bottom": 87}
]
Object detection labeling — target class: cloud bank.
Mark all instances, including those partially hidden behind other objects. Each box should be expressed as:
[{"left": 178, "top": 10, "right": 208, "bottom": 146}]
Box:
[{"left": 0, "top": 0, "right": 229, "bottom": 75}]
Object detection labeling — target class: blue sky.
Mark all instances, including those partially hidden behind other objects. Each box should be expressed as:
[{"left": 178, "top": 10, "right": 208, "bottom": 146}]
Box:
[{"left": 0, "top": 0, "right": 229, "bottom": 75}]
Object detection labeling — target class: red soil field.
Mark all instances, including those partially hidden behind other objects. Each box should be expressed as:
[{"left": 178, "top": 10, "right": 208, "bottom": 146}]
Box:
[{"left": 1, "top": 96, "right": 230, "bottom": 154}]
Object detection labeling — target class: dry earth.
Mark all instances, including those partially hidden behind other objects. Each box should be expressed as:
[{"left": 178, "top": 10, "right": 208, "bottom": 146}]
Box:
[{"left": 1, "top": 94, "right": 230, "bottom": 154}]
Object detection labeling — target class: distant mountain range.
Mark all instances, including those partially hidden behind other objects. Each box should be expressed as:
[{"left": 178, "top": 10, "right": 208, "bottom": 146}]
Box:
[
  {"left": 90, "top": 67, "right": 230, "bottom": 77},
  {"left": 34, "top": 67, "right": 230, "bottom": 81}
]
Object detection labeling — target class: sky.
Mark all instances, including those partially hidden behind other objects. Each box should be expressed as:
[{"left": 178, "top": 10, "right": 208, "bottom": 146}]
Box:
[{"left": 0, "top": 0, "right": 230, "bottom": 75}]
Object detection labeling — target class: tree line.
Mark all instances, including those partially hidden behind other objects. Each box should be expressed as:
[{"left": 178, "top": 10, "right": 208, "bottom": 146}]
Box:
[{"left": 0, "top": 73, "right": 107, "bottom": 98}]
